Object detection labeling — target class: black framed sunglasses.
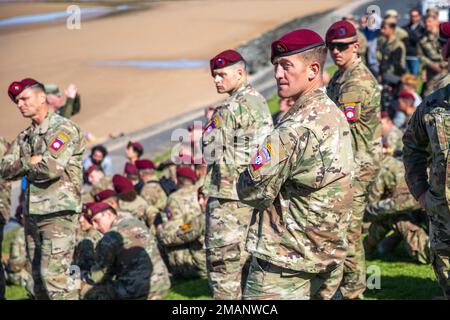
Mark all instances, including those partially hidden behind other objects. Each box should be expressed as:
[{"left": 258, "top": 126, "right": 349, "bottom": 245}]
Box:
[{"left": 326, "top": 41, "right": 357, "bottom": 51}]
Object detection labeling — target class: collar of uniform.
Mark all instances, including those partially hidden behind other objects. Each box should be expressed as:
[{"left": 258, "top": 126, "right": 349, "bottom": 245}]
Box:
[
  {"left": 32, "top": 110, "right": 54, "bottom": 134},
  {"left": 229, "top": 81, "right": 250, "bottom": 99},
  {"left": 143, "top": 173, "right": 159, "bottom": 184},
  {"left": 293, "top": 87, "right": 326, "bottom": 109},
  {"left": 338, "top": 57, "right": 361, "bottom": 83}
]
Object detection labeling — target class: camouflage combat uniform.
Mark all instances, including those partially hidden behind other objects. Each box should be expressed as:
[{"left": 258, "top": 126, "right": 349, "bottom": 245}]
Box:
[
  {"left": 139, "top": 174, "right": 168, "bottom": 229},
  {"left": 403, "top": 84, "right": 450, "bottom": 298},
  {"left": 0, "top": 136, "right": 11, "bottom": 299},
  {"left": 4, "top": 225, "right": 34, "bottom": 295},
  {"left": 156, "top": 183, "right": 206, "bottom": 279},
  {"left": 82, "top": 213, "right": 170, "bottom": 300},
  {"left": 384, "top": 125, "right": 404, "bottom": 154},
  {"left": 364, "top": 155, "right": 429, "bottom": 264},
  {"left": 327, "top": 58, "right": 382, "bottom": 299},
  {"left": 0, "top": 111, "right": 85, "bottom": 300},
  {"left": 202, "top": 81, "right": 273, "bottom": 300},
  {"left": 73, "top": 227, "right": 102, "bottom": 271},
  {"left": 418, "top": 32, "right": 448, "bottom": 96},
  {"left": 377, "top": 36, "right": 407, "bottom": 80},
  {"left": 237, "top": 87, "right": 354, "bottom": 300},
  {"left": 118, "top": 194, "right": 148, "bottom": 222}
]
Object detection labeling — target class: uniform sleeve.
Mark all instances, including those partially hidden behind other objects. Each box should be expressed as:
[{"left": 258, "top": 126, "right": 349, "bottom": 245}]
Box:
[
  {"left": 237, "top": 126, "right": 299, "bottom": 209},
  {"left": 0, "top": 134, "right": 31, "bottom": 181},
  {"left": 27, "top": 124, "right": 83, "bottom": 184},
  {"left": 202, "top": 106, "right": 236, "bottom": 151},
  {"left": 88, "top": 233, "right": 120, "bottom": 284},
  {"left": 417, "top": 40, "right": 435, "bottom": 69},
  {"left": 403, "top": 105, "right": 430, "bottom": 199}
]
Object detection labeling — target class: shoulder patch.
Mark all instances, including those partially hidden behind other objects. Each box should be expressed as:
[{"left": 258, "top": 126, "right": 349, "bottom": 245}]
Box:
[
  {"left": 49, "top": 132, "right": 69, "bottom": 157},
  {"left": 343, "top": 103, "right": 357, "bottom": 121},
  {"left": 203, "top": 117, "right": 220, "bottom": 135},
  {"left": 251, "top": 143, "right": 272, "bottom": 171}
]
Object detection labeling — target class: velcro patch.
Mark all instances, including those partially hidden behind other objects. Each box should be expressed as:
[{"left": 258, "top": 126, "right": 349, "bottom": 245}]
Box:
[
  {"left": 49, "top": 133, "right": 69, "bottom": 156},
  {"left": 251, "top": 143, "right": 272, "bottom": 171},
  {"left": 343, "top": 103, "right": 357, "bottom": 121},
  {"left": 203, "top": 117, "right": 220, "bottom": 135}
]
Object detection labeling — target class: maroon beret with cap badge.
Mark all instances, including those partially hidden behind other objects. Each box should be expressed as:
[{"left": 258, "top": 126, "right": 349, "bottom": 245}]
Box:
[
  {"left": 210, "top": 50, "right": 244, "bottom": 75},
  {"left": 325, "top": 20, "right": 357, "bottom": 43},
  {"left": 271, "top": 29, "right": 325, "bottom": 63},
  {"left": 8, "top": 78, "right": 42, "bottom": 103}
]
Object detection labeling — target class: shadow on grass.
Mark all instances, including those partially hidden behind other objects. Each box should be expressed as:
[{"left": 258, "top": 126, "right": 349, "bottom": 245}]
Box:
[{"left": 365, "top": 274, "right": 441, "bottom": 300}]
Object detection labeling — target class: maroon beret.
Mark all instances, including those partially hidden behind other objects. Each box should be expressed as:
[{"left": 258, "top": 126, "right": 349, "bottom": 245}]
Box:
[
  {"left": 271, "top": 29, "right": 325, "bottom": 63},
  {"left": 325, "top": 20, "right": 357, "bottom": 43},
  {"left": 135, "top": 159, "right": 155, "bottom": 170},
  {"left": 439, "top": 22, "right": 450, "bottom": 42},
  {"left": 8, "top": 78, "right": 42, "bottom": 103},
  {"left": 176, "top": 166, "right": 197, "bottom": 183},
  {"left": 127, "top": 141, "right": 144, "bottom": 154},
  {"left": 398, "top": 91, "right": 415, "bottom": 101},
  {"left": 124, "top": 162, "right": 138, "bottom": 175},
  {"left": 210, "top": 50, "right": 244, "bottom": 75},
  {"left": 94, "top": 189, "right": 116, "bottom": 202},
  {"left": 86, "top": 165, "right": 100, "bottom": 176},
  {"left": 112, "top": 174, "right": 134, "bottom": 194},
  {"left": 381, "top": 111, "right": 389, "bottom": 119},
  {"left": 89, "top": 202, "right": 112, "bottom": 217}
]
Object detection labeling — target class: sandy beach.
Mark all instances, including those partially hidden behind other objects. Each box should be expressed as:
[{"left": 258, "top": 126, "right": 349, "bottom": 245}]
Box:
[{"left": 0, "top": 0, "right": 351, "bottom": 142}]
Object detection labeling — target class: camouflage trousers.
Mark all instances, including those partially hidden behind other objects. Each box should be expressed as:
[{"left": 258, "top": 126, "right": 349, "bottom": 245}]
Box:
[
  {"left": 25, "top": 212, "right": 79, "bottom": 300},
  {"left": 338, "top": 181, "right": 369, "bottom": 299},
  {"left": 363, "top": 213, "right": 430, "bottom": 264},
  {"left": 164, "top": 242, "right": 207, "bottom": 279},
  {"left": 5, "top": 268, "right": 34, "bottom": 296},
  {"left": 0, "top": 222, "right": 4, "bottom": 299},
  {"left": 426, "top": 201, "right": 450, "bottom": 299},
  {"left": 243, "top": 257, "right": 343, "bottom": 300},
  {"left": 205, "top": 198, "right": 253, "bottom": 300}
]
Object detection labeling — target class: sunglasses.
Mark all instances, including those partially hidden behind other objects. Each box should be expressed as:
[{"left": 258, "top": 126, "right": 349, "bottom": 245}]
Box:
[{"left": 326, "top": 41, "right": 356, "bottom": 52}]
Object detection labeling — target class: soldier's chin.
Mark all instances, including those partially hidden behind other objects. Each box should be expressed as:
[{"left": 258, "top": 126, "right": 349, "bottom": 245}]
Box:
[{"left": 277, "top": 86, "right": 291, "bottom": 98}]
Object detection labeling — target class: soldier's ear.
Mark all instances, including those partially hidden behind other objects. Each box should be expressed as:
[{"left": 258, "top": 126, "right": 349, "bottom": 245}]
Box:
[
  {"left": 353, "top": 41, "right": 360, "bottom": 53},
  {"left": 38, "top": 91, "right": 47, "bottom": 105},
  {"left": 308, "top": 61, "right": 321, "bottom": 81}
]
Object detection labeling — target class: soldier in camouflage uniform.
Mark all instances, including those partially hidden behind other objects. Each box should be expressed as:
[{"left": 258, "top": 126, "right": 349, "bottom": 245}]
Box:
[
  {"left": 156, "top": 167, "right": 206, "bottom": 279},
  {"left": 112, "top": 174, "right": 148, "bottom": 222},
  {"left": 81, "top": 202, "right": 170, "bottom": 300},
  {"left": 237, "top": 29, "right": 354, "bottom": 300},
  {"left": 0, "top": 78, "right": 85, "bottom": 300},
  {"left": 403, "top": 83, "right": 450, "bottom": 299},
  {"left": 202, "top": 49, "right": 273, "bottom": 300},
  {"left": 377, "top": 19, "right": 407, "bottom": 83},
  {"left": 0, "top": 136, "right": 11, "bottom": 299},
  {"left": 381, "top": 112, "right": 403, "bottom": 155},
  {"left": 4, "top": 207, "right": 34, "bottom": 296},
  {"left": 44, "top": 83, "right": 81, "bottom": 119},
  {"left": 73, "top": 206, "right": 102, "bottom": 272},
  {"left": 363, "top": 154, "right": 429, "bottom": 264},
  {"left": 326, "top": 21, "right": 382, "bottom": 299},
  {"left": 135, "top": 159, "right": 167, "bottom": 230},
  {"left": 82, "top": 165, "right": 113, "bottom": 203},
  {"left": 419, "top": 14, "right": 449, "bottom": 97}
]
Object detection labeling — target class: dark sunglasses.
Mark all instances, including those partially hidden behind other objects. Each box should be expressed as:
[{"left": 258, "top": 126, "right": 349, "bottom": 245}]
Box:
[{"left": 326, "top": 41, "right": 357, "bottom": 51}]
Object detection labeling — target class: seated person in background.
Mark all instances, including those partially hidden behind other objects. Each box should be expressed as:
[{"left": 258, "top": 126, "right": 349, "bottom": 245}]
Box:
[
  {"left": 393, "top": 91, "right": 416, "bottom": 131},
  {"left": 381, "top": 111, "right": 403, "bottom": 155},
  {"left": 81, "top": 202, "right": 170, "bottom": 300},
  {"left": 156, "top": 167, "right": 207, "bottom": 279},
  {"left": 83, "top": 145, "right": 113, "bottom": 177}
]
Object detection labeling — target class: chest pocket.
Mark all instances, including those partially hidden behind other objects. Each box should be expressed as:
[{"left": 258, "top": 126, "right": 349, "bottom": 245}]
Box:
[{"left": 428, "top": 109, "right": 450, "bottom": 155}]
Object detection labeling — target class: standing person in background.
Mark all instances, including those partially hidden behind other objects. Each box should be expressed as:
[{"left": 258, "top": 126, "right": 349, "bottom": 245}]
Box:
[
  {"left": 418, "top": 13, "right": 448, "bottom": 97},
  {"left": 202, "top": 49, "right": 273, "bottom": 300},
  {"left": 326, "top": 20, "right": 382, "bottom": 299},
  {"left": 403, "top": 8, "right": 426, "bottom": 76},
  {"left": 0, "top": 136, "right": 11, "bottom": 300},
  {"left": 44, "top": 83, "right": 81, "bottom": 119}
]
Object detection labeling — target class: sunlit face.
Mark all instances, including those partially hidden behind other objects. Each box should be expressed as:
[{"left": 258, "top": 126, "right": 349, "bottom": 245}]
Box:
[
  {"left": 16, "top": 87, "right": 46, "bottom": 118},
  {"left": 126, "top": 146, "right": 137, "bottom": 160},
  {"left": 328, "top": 40, "right": 359, "bottom": 68},
  {"left": 88, "top": 170, "right": 104, "bottom": 186},
  {"left": 212, "top": 65, "right": 242, "bottom": 94},
  {"left": 79, "top": 215, "right": 93, "bottom": 232},
  {"left": 273, "top": 54, "right": 310, "bottom": 99},
  {"left": 91, "top": 210, "right": 115, "bottom": 234},
  {"left": 424, "top": 16, "right": 438, "bottom": 32}
]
